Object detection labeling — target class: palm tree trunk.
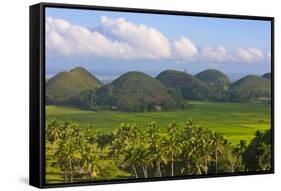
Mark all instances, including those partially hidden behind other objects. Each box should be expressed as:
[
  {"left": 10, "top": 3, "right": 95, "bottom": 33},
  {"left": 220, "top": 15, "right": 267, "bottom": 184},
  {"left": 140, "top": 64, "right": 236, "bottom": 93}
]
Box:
[
  {"left": 215, "top": 150, "right": 218, "bottom": 173},
  {"left": 69, "top": 159, "right": 73, "bottom": 182},
  {"left": 171, "top": 151, "right": 174, "bottom": 176},
  {"left": 157, "top": 161, "right": 162, "bottom": 177},
  {"left": 144, "top": 165, "right": 148, "bottom": 178},
  {"left": 53, "top": 139, "right": 57, "bottom": 154},
  {"left": 142, "top": 165, "right": 147, "bottom": 178},
  {"left": 133, "top": 166, "right": 138, "bottom": 178}
]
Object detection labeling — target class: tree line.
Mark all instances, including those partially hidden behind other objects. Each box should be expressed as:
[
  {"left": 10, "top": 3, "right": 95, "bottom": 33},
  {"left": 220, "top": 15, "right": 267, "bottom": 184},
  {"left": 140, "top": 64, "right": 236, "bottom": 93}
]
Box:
[
  {"left": 46, "top": 119, "right": 271, "bottom": 183},
  {"left": 70, "top": 89, "right": 270, "bottom": 112}
]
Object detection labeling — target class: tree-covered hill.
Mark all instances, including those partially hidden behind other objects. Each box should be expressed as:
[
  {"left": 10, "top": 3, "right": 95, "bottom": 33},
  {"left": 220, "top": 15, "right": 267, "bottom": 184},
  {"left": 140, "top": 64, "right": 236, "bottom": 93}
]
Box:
[
  {"left": 229, "top": 75, "right": 271, "bottom": 102},
  {"left": 195, "top": 69, "right": 230, "bottom": 101},
  {"left": 46, "top": 67, "right": 272, "bottom": 109},
  {"left": 230, "top": 75, "right": 270, "bottom": 92},
  {"left": 156, "top": 70, "right": 207, "bottom": 100},
  {"left": 195, "top": 69, "right": 230, "bottom": 88},
  {"left": 94, "top": 71, "right": 185, "bottom": 112}
]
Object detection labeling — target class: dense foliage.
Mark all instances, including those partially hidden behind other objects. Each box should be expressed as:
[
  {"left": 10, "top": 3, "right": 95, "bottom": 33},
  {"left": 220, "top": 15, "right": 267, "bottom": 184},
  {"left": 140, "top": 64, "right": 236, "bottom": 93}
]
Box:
[
  {"left": 243, "top": 130, "right": 272, "bottom": 171},
  {"left": 46, "top": 119, "right": 271, "bottom": 183}
]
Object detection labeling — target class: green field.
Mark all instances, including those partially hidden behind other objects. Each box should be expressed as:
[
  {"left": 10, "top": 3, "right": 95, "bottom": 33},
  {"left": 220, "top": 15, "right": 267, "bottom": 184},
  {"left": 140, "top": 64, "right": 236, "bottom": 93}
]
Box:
[
  {"left": 45, "top": 101, "right": 271, "bottom": 183},
  {"left": 46, "top": 101, "right": 271, "bottom": 145}
]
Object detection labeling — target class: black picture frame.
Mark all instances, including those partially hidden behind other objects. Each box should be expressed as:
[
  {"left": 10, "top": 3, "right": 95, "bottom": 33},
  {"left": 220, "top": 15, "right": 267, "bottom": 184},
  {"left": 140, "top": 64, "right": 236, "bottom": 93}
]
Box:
[{"left": 30, "top": 2, "right": 275, "bottom": 188}]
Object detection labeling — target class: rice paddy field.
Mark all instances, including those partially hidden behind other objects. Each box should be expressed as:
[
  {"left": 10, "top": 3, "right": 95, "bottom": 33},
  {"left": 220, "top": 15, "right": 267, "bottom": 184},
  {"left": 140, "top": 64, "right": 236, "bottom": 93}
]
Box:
[{"left": 46, "top": 101, "right": 271, "bottom": 145}]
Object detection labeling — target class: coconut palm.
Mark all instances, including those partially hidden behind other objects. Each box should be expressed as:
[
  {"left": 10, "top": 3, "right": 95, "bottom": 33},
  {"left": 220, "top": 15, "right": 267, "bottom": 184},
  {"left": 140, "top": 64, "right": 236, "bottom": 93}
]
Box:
[
  {"left": 122, "top": 145, "right": 140, "bottom": 178},
  {"left": 151, "top": 144, "right": 167, "bottom": 177},
  {"left": 146, "top": 122, "right": 167, "bottom": 177},
  {"left": 212, "top": 132, "right": 225, "bottom": 173},
  {"left": 164, "top": 122, "right": 182, "bottom": 177},
  {"left": 55, "top": 140, "right": 78, "bottom": 182},
  {"left": 84, "top": 127, "right": 97, "bottom": 144},
  {"left": 137, "top": 144, "right": 150, "bottom": 178},
  {"left": 82, "top": 150, "right": 101, "bottom": 178},
  {"left": 109, "top": 138, "right": 123, "bottom": 160},
  {"left": 96, "top": 133, "right": 112, "bottom": 151},
  {"left": 46, "top": 119, "right": 61, "bottom": 153}
]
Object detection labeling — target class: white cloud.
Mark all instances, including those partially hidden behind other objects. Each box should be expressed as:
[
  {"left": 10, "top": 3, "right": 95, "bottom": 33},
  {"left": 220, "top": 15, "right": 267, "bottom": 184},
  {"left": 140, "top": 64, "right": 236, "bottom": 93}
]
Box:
[
  {"left": 235, "top": 48, "right": 264, "bottom": 63},
  {"left": 173, "top": 36, "right": 198, "bottom": 61},
  {"left": 46, "top": 17, "right": 138, "bottom": 58},
  {"left": 46, "top": 16, "right": 268, "bottom": 65},
  {"left": 98, "top": 16, "right": 172, "bottom": 59},
  {"left": 201, "top": 46, "right": 233, "bottom": 62},
  {"left": 46, "top": 16, "right": 174, "bottom": 60}
]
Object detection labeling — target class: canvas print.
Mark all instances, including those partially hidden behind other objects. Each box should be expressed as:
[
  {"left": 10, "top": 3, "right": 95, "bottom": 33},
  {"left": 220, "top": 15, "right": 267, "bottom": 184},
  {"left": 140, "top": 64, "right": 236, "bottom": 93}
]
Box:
[{"left": 45, "top": 7, "right": 272, "bottom": 184}]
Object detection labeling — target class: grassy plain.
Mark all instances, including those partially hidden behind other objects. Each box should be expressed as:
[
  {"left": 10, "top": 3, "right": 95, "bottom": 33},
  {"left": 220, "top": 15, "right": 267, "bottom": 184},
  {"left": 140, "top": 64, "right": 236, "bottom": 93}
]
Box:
[{"left": 46, "top": 101, "right": 271, "bottom": 145}]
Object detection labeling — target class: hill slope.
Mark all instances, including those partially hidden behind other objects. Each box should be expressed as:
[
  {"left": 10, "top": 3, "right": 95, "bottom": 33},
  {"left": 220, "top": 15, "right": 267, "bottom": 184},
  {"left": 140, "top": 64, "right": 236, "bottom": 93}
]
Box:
[
  {"left": 230, "top": 75, "right": 270, "bottom": 91},
  {"left": 229, "top": 75, "right": 271, "bottom": 101},
  {"left": 156, "top": 70, "right": 207, "bottom": 100},
  {"left": 195, "top": 69, "right": 230, "bottom": 88},
  {"left": 46, "top": 67, "right": 102, "bottom": 104},
  {"left": 96, "top": 71, "right": 183, "bottom": 112},
  {"left": 195, "top": 69, "right": 230, "bottom": 101}
]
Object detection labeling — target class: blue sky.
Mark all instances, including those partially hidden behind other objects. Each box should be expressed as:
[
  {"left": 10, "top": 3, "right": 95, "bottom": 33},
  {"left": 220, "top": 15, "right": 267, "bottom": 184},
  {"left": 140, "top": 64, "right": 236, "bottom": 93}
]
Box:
[{"left": 45, "top": 7, "right": 271, "bottom": 81}]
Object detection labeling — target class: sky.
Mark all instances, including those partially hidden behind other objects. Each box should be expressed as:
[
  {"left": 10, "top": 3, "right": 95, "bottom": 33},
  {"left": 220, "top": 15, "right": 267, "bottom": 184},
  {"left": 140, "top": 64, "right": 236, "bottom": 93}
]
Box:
[{"left": 45, "top": 7, "right": 272, "bottom": 82}]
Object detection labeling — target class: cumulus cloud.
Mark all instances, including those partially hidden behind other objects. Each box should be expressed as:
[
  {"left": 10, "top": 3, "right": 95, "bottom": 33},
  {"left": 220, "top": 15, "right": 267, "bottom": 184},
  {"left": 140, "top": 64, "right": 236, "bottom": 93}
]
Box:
[
  {"left": 201, "top": 46, "right": 233, "bottom": 63},
  {"left": 173, "top": 36, "right": 198, "bottom": 61},
  {"left": 46, "top": 16, "right": 174, "bottom": 59},
  {"left": 98, "top": 16, "right": 171, "bottom": 59},
  {"left": 46, "top": 17, "right": 139, "bottom": 58},
  {"left": 46, "top": 16, "right": 268, "bottom": 64},
  {"left": 235, "top": 48, "right": 264, "bottom": 63}
]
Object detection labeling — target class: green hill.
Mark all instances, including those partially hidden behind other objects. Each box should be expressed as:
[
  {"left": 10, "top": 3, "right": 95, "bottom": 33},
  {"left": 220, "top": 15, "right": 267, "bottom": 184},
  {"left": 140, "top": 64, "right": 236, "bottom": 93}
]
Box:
[
  {"left": 230, "top": 75, "right": 270, "bottom": 91},
  {"left": 195, "top": 69, "right": 230, "bottom": 101},
  {"left": 195, "top": 69, "right": 230, "bottom": 88},
  {"left": 262, "top": 73, "right": 271, "bottom": 80},
  {"left": 46, "top": 67, "right": 102, "bottom": 104},
  {"left": 229, "top": 75, "right": 271, "bottom": 101},
  {"left": 96, "top": 71, "right": 184, "bottom": 112},
  {"left": 156, "top": 70, "right": 207, "bottom": 100}
]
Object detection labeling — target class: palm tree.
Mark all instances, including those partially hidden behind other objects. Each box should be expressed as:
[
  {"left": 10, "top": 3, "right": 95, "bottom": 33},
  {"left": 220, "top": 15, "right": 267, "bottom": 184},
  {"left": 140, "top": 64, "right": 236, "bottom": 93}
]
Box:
[
  {"left": 146, "top": 122, "right": 165, "bottom": 177},
  {"left": 96, "top": 133, "right": 112, "bottom": 151},
  {"left": 164, "top": 122, "right": 182, "bottom": 177},
  {"left": 82, "top": 151, "right": 101, "bottom": 178},
  {"left": 180, "top": 119, "right": 198, "bottom": 174},
  {"left": 109, "top": 138, "right": 123, "bottom": 161},
  {"left": 55, "top": 140, "right": 78, "bottom": 182},
  {"left": 146, "top": 122, "right": 160, "bottom": 142},
  {"left": 122, "top": 145, "right": 140, "bottom": 178},
  {"left": 46, "top": 119, "right": 61, "bottom": 153},
  {"left": 136, "top": 144, "right": 150, "bottom": 178},
  {"left": 122, "top": 143, "right": 149, "bottom": 178},
  {"left": 212, "top": 132, "right": 225, "bottom": 173},
  {"left": 150, "top": 144, "right": 167, "bottom": 177},
  {"left": 84, "top": 127, "right": 96, "bottom": 144},
  {"left": 180, "top": 140, "right": 193, "bottom": 175}
]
